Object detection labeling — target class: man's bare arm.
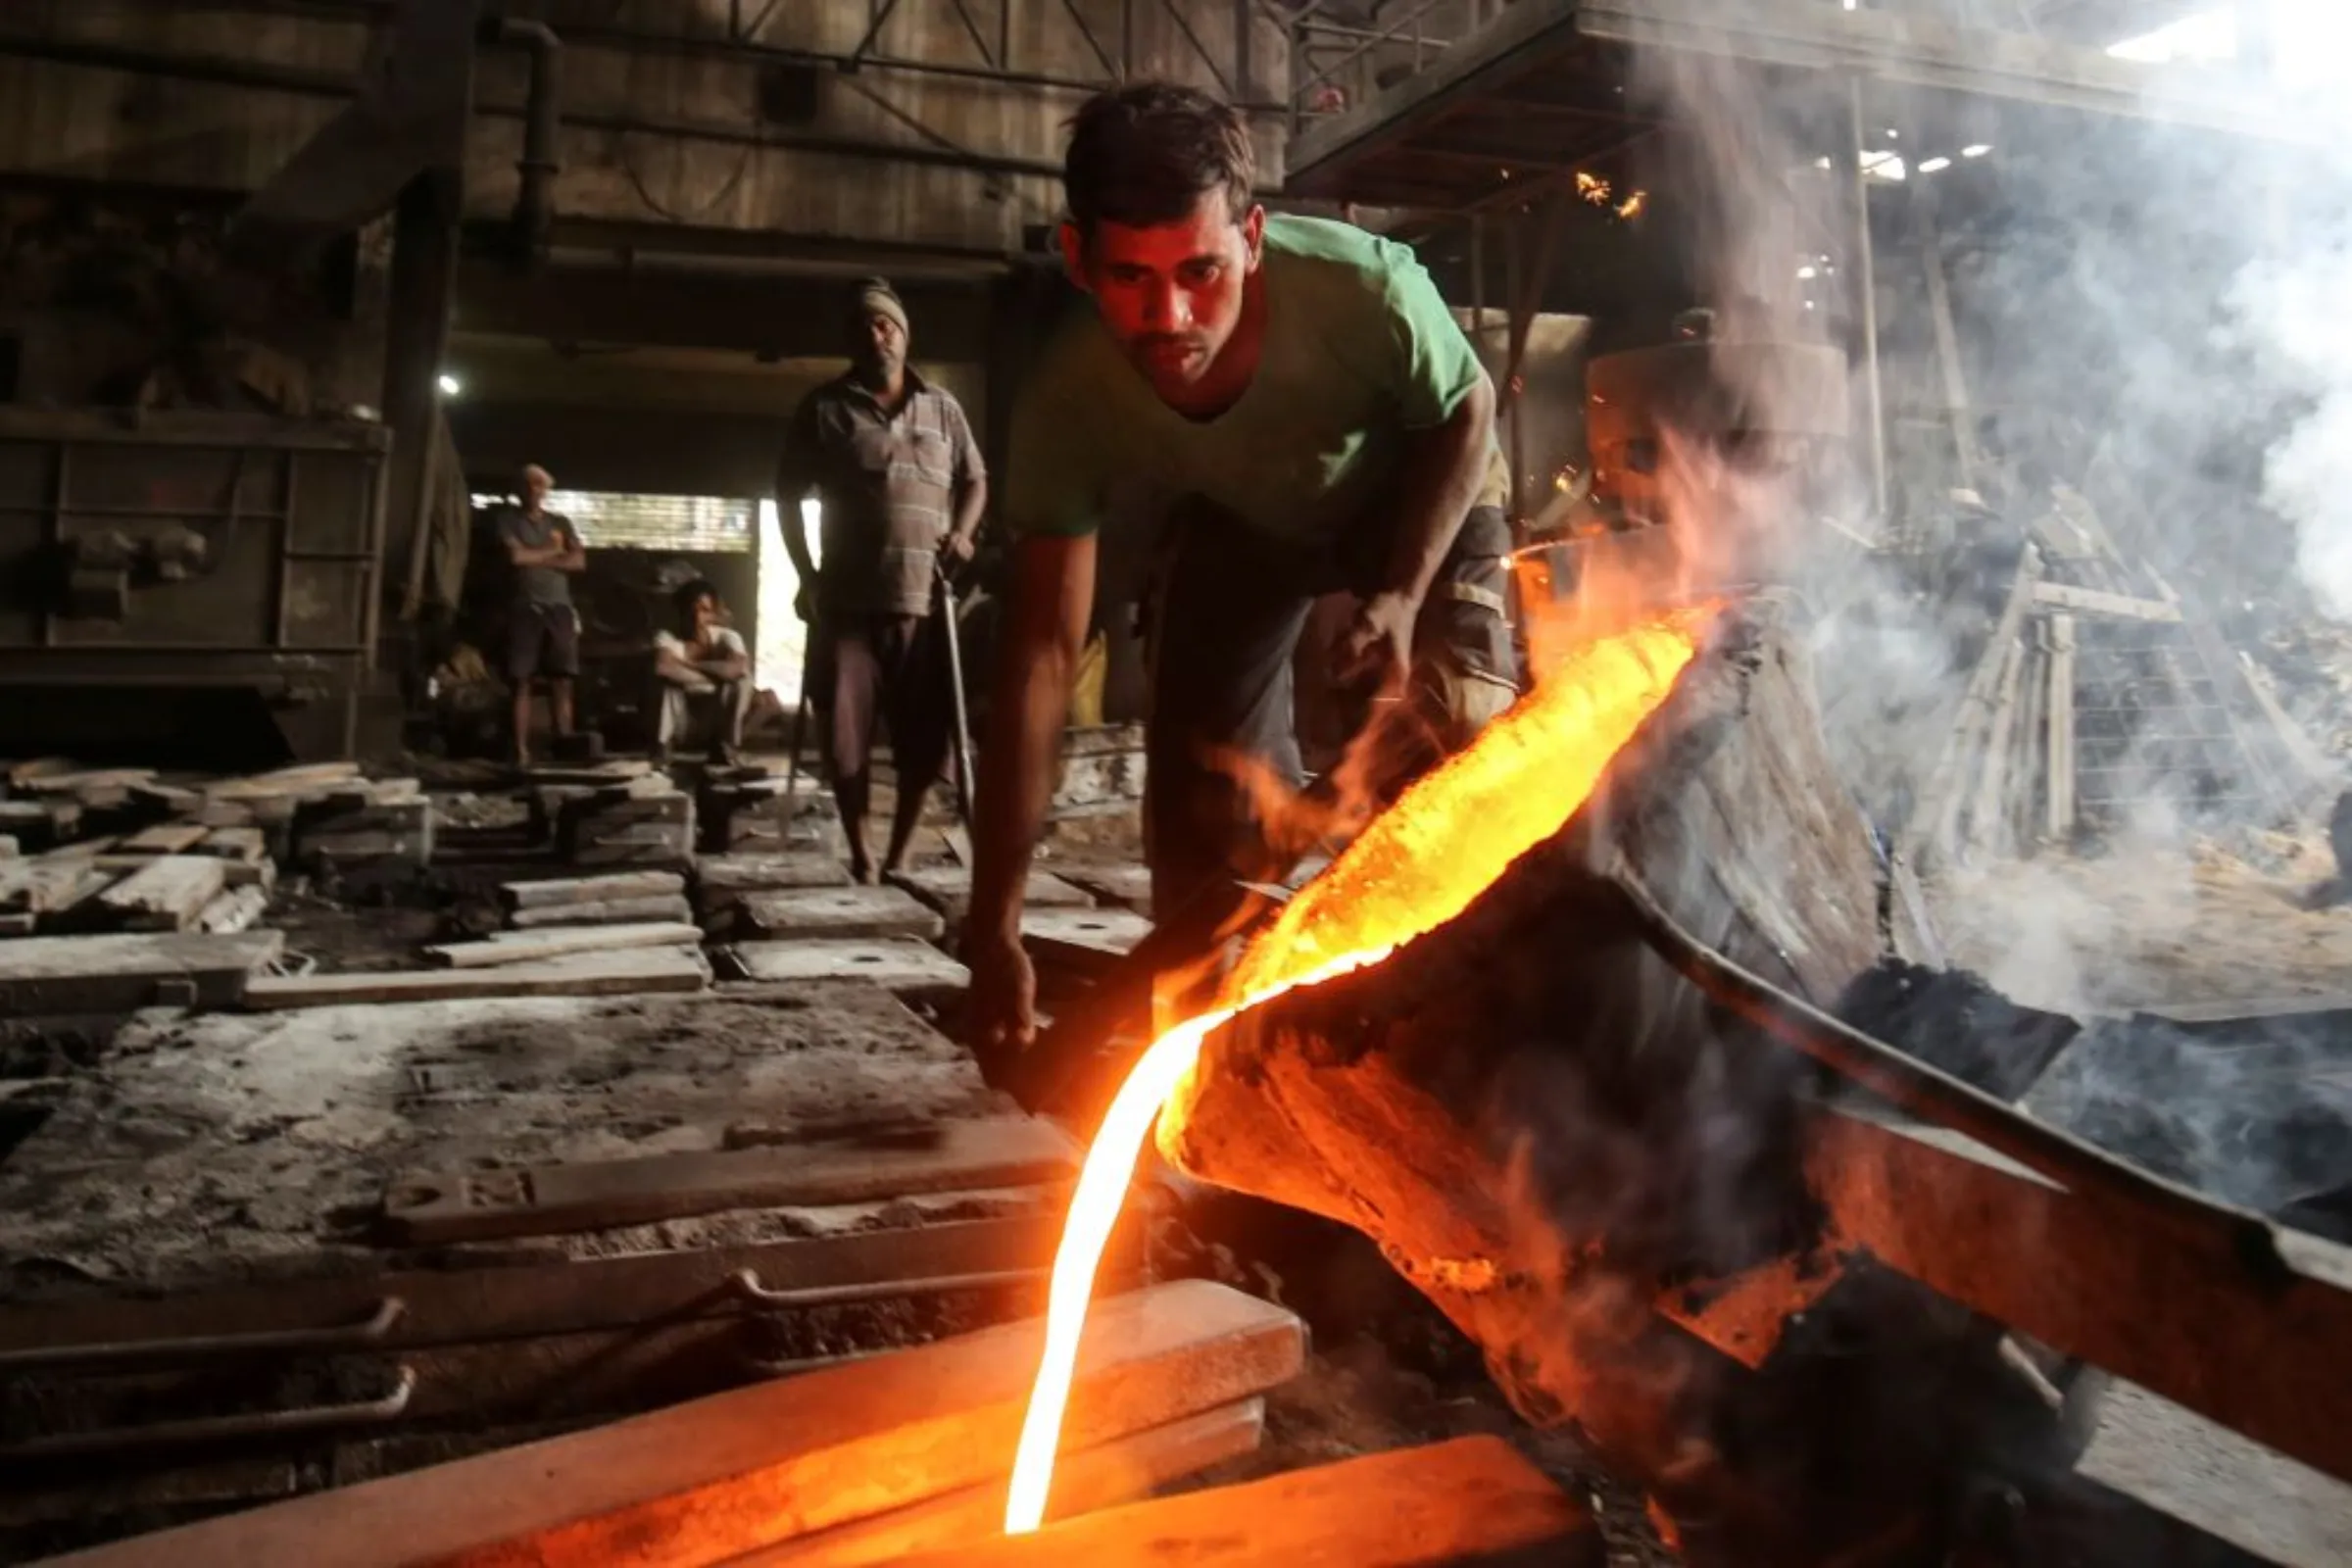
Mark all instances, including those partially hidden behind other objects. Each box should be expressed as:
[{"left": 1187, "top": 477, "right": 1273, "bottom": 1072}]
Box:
[
  {"left": 1342, "top": 373, "right": 1496, "bottom": 682},
  {"left": 967, "top": 533, "right": 1096, "bottom": 952},
  {"left": 698, "top": 647, "right": 751, "bottom": 682},
  {"left": 949, "top": 474, "right": 989, "bottom": 558},
  {"left": 654, "top": 648, "right": 704, "bottom": 686},
  {"left": 775, "top": 457, "right": 819, "bottom": 586},
  {"left": 1388, "top": 373, "right": 1495, "bottom": 604},
  {"left": 552, "top": 524, "right": 588, "bottom": 572}
]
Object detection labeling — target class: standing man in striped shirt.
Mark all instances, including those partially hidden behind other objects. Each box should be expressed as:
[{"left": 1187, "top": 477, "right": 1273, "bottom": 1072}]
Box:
[{"left": 777, "top": 278, "right": 989, "bottom": 882}]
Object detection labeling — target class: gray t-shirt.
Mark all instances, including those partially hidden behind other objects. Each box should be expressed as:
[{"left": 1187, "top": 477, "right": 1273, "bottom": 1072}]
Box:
[{"left": 496, "top": 507, "right": 582, "bottom": 608}]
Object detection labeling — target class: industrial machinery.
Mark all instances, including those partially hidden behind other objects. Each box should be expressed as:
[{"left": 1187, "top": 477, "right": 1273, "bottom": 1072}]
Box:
[{"left": 0, "top": 407, "right": 391, "bottom": 760}]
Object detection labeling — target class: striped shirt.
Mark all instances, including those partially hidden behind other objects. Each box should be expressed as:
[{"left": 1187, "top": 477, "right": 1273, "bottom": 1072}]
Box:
[{"left": 781, "top": 369, "right": 984, "bottom": 616}]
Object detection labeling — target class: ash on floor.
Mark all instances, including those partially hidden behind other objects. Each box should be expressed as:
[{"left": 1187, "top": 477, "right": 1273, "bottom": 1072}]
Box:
[{"left": 0, "top": 982, "right": 1018, "bottom": 1300}]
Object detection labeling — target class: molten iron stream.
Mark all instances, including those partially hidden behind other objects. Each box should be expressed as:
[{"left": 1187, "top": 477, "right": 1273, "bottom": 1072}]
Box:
[{"left": 1003, "top": 612, "right": 1707, "bottom": 1535}]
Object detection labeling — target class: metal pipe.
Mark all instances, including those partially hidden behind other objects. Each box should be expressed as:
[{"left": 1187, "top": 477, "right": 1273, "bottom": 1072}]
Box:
[
  {"left": 0, "top": 36, "right": 1064, "bottom": 182},
  {"left": 850, "top": 0, "right": 908, "bottom": 67},
  {"left": 0, "top": 1297, "right": 405, "bottom": 1373},
  {"left": 19, "top": 0, "right": 1291, "bottom": 109},
  {"left": 0, "top": 1366, "right": 418, "bottom": 1460},
  {"left": 488, "top": 17, "right": 562, "bottom": 267}
]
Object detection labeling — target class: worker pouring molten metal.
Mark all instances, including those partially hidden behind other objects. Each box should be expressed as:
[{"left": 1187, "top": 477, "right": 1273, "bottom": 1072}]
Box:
[
  {"left": 963, "top": 81, "right": 1523, "bottom": 1062},
  {"left": 1003, "top": 611, "right": 1707, "bottom": 1533}
]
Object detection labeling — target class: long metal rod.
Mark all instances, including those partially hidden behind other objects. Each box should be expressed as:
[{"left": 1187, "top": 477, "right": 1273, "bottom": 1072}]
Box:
[
  {"left": 945, "top": 0, "right": 997, "bottom": 67},
  {"left": 1846, "top": 75, "right": 1889, "bottom": 519},
  {"left": 1155, "top": 0, "right": 1236, "bottom": 97},
  {"left": 1295, "top": 0, "right": 1453, "bottom": 97},
  {"left": 0, "top": 1298, "right": 404, "bottom": 1373},
  {"left": 851, "top": 0, "right": 907, "bottom": 66},
  {"left": 1054, "top": 0, "right": 1124, "bottom": 81},
  {"left": 0, "top": 1367, "right": 418, "bottom": 1460}
]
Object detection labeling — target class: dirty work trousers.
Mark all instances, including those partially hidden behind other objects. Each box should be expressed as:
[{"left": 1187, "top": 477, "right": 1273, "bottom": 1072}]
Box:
[
  {"left": 656, "top": 674, "right": 754, "bottom": 753},
  {"left": 1145, "top": 498, "right": 1518, "bottom": 921},
  {"left": 813, "top": 612, "right": 955, "bottom": 803}
]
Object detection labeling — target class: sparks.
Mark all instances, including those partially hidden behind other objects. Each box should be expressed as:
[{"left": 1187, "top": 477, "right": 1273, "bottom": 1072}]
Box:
[{"left": 1002, "top": 612, "right": 1710, "bottom": 1536}]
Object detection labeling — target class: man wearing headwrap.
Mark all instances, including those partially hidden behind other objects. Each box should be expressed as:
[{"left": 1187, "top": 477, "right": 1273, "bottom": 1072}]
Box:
[{"left": 777, "top": 277, "right": 989, "bottom": 882}]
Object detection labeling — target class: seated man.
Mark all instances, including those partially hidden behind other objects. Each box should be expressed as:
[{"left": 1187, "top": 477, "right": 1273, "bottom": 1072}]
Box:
[{"left": 652, "top": 580, "right": 752, "bottom": 765}]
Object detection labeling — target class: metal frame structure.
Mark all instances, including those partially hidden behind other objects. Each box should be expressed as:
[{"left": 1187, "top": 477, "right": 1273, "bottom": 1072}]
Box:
[{"left": 1262, "top": 0, "right": 2296, "bottom": 534}]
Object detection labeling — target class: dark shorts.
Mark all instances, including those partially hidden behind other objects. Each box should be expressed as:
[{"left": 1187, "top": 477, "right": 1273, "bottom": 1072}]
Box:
[
  {"left": 508, "top": 601, "right": 580, "bottom": 682},
  {"left": 811, "top": 612, "right": 954, "bottom": 791}
]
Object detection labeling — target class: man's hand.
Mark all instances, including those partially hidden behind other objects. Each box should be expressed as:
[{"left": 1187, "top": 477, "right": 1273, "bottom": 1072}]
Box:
[
  {"left": 962, "top": 925, "right": 1038, "bottom": 1068},
  {"left": 942, "top": 531, "right": 977, "bottom": 567},
  {"left": 1339, "top": 589, "right": 1419, "bottom": 697}
]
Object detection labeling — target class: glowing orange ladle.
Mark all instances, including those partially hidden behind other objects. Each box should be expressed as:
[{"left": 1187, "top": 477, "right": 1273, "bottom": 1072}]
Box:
[{"left": 1004, "top": 611, "right": 1707, "bottom": 1535}]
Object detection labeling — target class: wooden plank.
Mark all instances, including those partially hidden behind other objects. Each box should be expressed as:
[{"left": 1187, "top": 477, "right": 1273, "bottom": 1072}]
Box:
[
  {"left": 1055, "top": 862, "right": 1152, "bottom": 910},
  {"left": 737, "top": 884, "right": 946, "bottom": 942},
  {"left": 2238, "top": 644, "right": 2341, "bottom": 794},
  {"left": 119, "top": 822, "right": 209, "bottom": 857},
  {"left": 50, "top": 1281, "right": 1305, "bottom": 1568},
  {"left": 508, "top": 894, "right": 696, "bottom": 930},
  {"left": 383, "top": 1112, "right": 1073, "bottom": 1245},
  {"left": 1909, "top": 545, "right": 2042, "bottom": 864},
  {"left": 697, "top": 853, "right": 855, "bottom": 898},
  {"left": 723, "top": 938, "right": 969, "bottom": 998},
  {"left": 242, "top": 948, "right": 708, "bottom": 1012},
  {"left": 0, "top": 858, "right": 103, "bottom": 915},
  {"left": 95, "top": 856, "right": 227, "bottom": 932},
  {"left": 0, "top": 930, "right": 282, "bottom": 1013},
  {"left": 892, "top": 1436, "right": 1596, "bottom": 1568},
  {"left": 205, "top": 762, "right": 362, "bottom": 800},
  {"left": 194, "top": 826, "right": 268, "bottom": 864},
  {"left": 431, "top": 921, "right": 705, "bottom": 968},
  {"left": 1962, "top": 628, "right": 2028, "bottom": 861},
  {"left": 22, "top": 767, "right": 155, "bottom": 808},
  {"left": 2047, "top": 612, "right": 2077, "bottom": 842},
  {"left": 2032, "top": 580, "right": 2183, "bottom": 622},
  {"left": 193, "top": 884, "right": 269, "bottom": 936},
  {"left": 744, "top": 1402, "right": 1266, "bottom": 1568},
  {"left": 1020, "top": 907, "right": 1152, "bottom": 959},
  {"left": 892, "top": 865, "right": 1090, "bottom": 924},
  {"left": 502, "top": 870, "right": 686, "bottom": 910},
  {"left": 5, "top": 757, "right": 75, "bottom": 788},
  {"left": 2011, "top": 640, "right": 2046, "bottom": 849}
]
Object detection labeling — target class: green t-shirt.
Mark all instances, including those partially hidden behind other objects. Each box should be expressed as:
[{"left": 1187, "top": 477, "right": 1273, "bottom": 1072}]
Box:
[{"left": 1004, "top": 215, "right": 1487, "bottom": 546}]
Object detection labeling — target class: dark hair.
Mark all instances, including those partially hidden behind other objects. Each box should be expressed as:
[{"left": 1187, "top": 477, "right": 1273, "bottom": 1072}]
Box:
[
  {"left": 1063, "top": 82, "right": 1253, "bottom": 233},
  {"left": 673, "top": 579, "right": 717, "bottom": 618}
]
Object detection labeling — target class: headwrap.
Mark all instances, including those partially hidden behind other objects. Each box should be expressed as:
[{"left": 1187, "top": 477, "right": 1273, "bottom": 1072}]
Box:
[{"left": 854, "top": 277, "right": 909, "bottom": 340}]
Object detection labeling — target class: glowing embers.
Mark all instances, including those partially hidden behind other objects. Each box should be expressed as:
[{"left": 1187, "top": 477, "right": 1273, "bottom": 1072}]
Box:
[{"left": 1002, "top": 608, "right": 1710, "bottom": 1535}]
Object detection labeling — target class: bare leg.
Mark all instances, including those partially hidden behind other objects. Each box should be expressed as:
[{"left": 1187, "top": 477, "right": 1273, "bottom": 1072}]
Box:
[
  {"left": 716, "top": 677, "right": 752, "bottom": 764},
  {"left": 512, "top": 682, "right": 534, "bottom": 766},
  {"left": 551, "top": 678, "right": 575, "bottom": 738},
  {"left": 880, "top": 776, "right": 930, "bottom": 877},
  {"left": 835, "top": 769, "right": 874, "bottom": 883},
  {"left": 827, "top": 625, "right": 883, "bottom": 884}
]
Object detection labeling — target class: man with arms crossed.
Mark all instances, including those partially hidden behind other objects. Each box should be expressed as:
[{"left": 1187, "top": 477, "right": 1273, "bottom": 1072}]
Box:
[
  {"left": 966, "top": 83, "right": 1519, "bottom": 1057},
  {"left": 497, "top": 463, "right": 587, "bottom": 767}
]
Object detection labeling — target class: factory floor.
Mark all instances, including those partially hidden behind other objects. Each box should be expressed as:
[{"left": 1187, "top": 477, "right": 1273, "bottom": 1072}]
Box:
[{"left": 3, "top": 753, "right": 2351, "bottom": 1563}]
